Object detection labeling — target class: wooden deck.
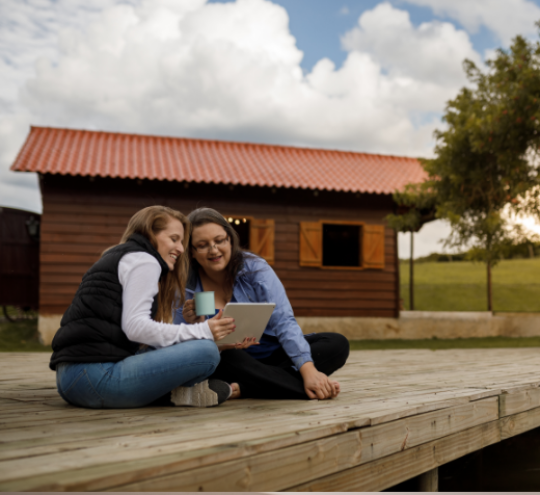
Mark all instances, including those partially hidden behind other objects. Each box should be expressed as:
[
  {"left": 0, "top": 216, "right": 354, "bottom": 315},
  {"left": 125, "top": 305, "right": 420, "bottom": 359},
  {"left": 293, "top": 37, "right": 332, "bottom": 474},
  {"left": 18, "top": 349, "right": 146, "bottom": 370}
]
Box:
[{"left": 2, "top": 348, "right": 540, "bottom": 491}]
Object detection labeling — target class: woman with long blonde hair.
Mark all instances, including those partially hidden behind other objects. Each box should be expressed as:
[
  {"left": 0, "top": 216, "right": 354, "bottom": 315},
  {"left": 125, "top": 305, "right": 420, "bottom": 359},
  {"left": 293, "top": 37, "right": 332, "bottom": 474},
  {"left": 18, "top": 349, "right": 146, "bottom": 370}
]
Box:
[{"left": 50, "top": 206, "right": 236, "bottom": 408}]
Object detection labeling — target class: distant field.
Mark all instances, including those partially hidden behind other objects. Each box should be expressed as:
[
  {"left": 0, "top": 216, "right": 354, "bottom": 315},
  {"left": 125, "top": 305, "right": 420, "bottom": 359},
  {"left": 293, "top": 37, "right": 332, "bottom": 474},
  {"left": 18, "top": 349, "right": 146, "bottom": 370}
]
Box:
[{"left": 400, "top": 258, "right": 540, "bottom": 312}]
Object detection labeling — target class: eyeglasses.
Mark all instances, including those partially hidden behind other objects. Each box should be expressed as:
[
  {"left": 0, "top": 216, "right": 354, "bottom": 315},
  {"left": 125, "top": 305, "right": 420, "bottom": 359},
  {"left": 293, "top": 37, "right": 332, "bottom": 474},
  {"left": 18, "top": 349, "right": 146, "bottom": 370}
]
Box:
[{"left": 192, "top": 237, "right": 229, "bottom": 254}]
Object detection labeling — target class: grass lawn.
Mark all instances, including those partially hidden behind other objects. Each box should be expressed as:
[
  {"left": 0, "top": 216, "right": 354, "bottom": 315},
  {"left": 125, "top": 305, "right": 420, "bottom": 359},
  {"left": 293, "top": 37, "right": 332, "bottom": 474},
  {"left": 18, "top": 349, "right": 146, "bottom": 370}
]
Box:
[
  {"left": 0, "top": 319, "right": 51, "bottom": 352},
  {"left": 400, "top": 258, "right": 540, "bottom": 312},
  {"left": 349, "top": 337, "right": 540, "bottom": 351},
  {"left": 2, "top": 319, "right": 540, "bottom": 352}
]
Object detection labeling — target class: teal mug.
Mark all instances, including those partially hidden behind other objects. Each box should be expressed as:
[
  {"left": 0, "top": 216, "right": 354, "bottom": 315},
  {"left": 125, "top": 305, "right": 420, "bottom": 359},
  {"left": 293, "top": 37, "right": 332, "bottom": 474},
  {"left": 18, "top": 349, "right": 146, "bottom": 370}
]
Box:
[{"left": 194, "top": 291, "right": 215, "bottom": 316}]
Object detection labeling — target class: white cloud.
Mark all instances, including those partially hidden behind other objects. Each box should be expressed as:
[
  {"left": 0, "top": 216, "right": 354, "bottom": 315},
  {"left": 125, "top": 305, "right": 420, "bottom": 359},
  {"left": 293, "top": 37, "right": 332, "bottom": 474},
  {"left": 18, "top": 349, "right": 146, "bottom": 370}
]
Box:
[
  {"left": 398, "top": 220, "right": 455, "bottom": 258},
  {"left": 0, "top": 0, "right": 132, "bottom": 213},
  {"left": 0, "top": 113, "right": 41, "bottom": 213},
  {"left": 1, "top": 0, "right": 484, "bottom": 249},
  {"left": 399, "top": 211, "right": 540, "bottom": 259},
  {"left": 402, "top": 0, "right": 540, "bottom": 45},
  {"left": 341, "top": 2, "right": 482, "bottom": 87},
  {"left": 18, "top": 0, "right": 475, "bottom": 154},
  {"left": 2, "top": 0, "right": 538, "bottom": 261}
]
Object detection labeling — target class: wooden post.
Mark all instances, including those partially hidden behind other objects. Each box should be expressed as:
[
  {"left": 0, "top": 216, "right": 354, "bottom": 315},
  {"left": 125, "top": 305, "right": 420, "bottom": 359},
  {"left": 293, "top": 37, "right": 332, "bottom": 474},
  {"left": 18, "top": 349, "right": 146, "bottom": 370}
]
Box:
[
  {"left": 419, "top": 467, "right": 438, "bottom": 492},
  {"left": 487, "top": 260, "right": 492, "bottom": 312},
  {"left": 409, "top": 231, "right": 414, "bottom": 311}
]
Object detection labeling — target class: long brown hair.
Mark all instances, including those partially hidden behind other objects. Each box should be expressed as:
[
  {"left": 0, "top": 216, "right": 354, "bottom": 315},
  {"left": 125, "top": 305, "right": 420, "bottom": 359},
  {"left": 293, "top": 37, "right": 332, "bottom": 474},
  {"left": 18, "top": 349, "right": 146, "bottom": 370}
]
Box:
[
  {"left": 188, "top": 207, "right": 248, "bottom": 300},
  {"left": 119, "top": 206, "right": 190, "bottom": 323}
]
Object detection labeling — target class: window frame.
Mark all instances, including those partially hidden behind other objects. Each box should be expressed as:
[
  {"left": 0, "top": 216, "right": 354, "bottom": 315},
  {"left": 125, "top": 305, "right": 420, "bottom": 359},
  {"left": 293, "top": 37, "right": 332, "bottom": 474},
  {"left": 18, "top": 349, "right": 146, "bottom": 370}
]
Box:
[
  {"left": 299, "top": 219, "right": 385, "bottom": 271},
  {"left": 224, "top": 214, "right": 275, "bottom": 265}
]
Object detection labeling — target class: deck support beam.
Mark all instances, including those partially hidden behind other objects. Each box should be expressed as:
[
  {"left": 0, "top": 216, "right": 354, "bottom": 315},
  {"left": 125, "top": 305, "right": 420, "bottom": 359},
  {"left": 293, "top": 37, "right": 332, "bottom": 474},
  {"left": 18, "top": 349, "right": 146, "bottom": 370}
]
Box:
[{"left": 419, "top": 467, "right": 438, "bottom": 492}]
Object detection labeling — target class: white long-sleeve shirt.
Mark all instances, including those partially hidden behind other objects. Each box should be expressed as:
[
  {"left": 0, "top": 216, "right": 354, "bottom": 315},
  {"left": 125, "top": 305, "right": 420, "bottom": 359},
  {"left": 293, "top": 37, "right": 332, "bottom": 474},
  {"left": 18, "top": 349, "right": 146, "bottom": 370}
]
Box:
[{"left": 118, "top": 252, "right": 213, "bottom": 348}]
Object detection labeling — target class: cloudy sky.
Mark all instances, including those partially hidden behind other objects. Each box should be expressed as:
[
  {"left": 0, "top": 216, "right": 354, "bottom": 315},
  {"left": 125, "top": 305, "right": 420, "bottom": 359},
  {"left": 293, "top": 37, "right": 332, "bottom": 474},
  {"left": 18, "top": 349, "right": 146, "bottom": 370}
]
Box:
[{"left": 2, "top": 0, "right": 540, "bottom": 257}]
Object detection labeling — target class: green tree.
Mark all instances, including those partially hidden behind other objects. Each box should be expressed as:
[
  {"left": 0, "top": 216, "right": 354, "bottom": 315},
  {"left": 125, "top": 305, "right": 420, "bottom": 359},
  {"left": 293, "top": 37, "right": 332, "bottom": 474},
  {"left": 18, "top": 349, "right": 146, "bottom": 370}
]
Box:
[
  {"left": 422, "top": 31, "right": 540, "bottom": 311},
  {"left": 386, "top": 183, "right": 437, "bottom": 310}
]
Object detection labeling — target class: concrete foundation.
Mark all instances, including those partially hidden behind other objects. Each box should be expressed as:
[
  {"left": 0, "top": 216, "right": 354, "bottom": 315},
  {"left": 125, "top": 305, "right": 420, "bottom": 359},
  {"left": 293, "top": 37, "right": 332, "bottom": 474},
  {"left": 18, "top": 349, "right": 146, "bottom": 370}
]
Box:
[
  {"left": 38, "top": 315, "right": 62, "bottom": 345},
  {"left": 297, "top": 311, "right": 540, "bottom": 340},
  {"left": 39, "top": 311, "right": 540, "bottom": 344}
]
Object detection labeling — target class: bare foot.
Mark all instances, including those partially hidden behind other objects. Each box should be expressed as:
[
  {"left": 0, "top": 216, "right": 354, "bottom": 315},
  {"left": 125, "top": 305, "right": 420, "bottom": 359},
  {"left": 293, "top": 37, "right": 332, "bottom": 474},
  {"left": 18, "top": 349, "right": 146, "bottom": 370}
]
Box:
[{"left": 229, "top": 383, "right": 241, "bottom": 399}]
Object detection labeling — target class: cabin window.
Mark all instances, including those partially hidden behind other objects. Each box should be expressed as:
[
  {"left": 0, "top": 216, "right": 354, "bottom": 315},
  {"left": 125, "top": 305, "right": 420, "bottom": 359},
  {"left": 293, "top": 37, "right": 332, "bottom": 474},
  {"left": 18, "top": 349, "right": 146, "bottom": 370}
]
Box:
[
  {"left": 322, "top": 223, "right": 361, "bottom": 267},
  {"left": 226, "top": 217, "right": 250, "bottom": 249},
  {"left": 225, "top": 216, "right": 275, "bottom": 265},
  {"left": 299, "top": 221, "right": 385, "bottom": 270}
]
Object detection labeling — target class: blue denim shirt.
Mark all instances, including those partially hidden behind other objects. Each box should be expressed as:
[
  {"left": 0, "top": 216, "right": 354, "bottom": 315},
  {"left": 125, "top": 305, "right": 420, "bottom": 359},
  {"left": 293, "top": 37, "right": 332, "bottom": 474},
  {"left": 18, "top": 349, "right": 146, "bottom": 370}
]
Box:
[{"left": 173, "top": 255, "right": 313, "bottom": 370}]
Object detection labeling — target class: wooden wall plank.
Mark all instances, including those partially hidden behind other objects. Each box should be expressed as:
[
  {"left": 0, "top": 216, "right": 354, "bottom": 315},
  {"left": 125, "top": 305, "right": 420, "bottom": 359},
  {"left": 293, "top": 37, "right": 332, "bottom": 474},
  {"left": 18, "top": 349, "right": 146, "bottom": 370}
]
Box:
[
  {"left": 286, "top": 290, "right": 396, "bottom": 301},
  {"left": 282, "top": 309, "right": 397, "bottom": 317},
  {"left": 283, "top": 280, "right": 395, "bottom": 291},
  {"left": 288, "top": 299, "right": 395, "bottom": 309},
  {"left": 278, "top": 271, "right": 396, "bottom": 282}
]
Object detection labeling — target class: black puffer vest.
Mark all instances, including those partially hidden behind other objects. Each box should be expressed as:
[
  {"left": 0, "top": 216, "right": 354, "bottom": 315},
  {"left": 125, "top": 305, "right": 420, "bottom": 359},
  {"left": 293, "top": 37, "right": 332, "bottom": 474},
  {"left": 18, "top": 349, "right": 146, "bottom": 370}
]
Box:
[{"left": 49, "top": 233, "right": 169, "bottom": 370}]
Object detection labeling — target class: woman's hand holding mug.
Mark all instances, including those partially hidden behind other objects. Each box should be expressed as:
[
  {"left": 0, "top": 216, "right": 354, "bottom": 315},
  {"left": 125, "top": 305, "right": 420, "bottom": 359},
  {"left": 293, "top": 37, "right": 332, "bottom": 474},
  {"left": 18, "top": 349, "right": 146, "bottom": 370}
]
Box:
[{"left": 182, "top": 299, "right": 205, "bottom": 324}]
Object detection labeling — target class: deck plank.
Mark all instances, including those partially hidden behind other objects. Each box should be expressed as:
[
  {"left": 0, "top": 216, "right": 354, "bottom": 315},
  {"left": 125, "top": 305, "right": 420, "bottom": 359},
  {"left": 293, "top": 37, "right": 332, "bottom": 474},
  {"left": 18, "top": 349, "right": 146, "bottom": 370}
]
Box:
[
  {"left": 287, "top": 419, "right": 503, "bottom": 492},
  {"left": 289, "top": 406, "right": 540, "bottom": 492},
  {"left": 104, "top": 398, "right": 500, "bottom": 492}
]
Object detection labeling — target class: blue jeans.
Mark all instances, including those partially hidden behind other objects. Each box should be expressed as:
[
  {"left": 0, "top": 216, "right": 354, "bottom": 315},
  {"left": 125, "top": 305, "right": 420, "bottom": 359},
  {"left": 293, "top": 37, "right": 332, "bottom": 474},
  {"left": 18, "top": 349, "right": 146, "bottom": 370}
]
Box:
[{"left": 56, "top": 339, "right": 220, "bottom": 408}]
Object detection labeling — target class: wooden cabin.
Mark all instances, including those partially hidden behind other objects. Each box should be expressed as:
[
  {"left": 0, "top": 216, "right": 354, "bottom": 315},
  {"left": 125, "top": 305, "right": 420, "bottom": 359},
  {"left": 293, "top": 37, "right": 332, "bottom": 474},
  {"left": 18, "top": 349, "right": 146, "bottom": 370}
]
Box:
[
  {"left": 0, "top": 206, "right": 40, "bottom": 312},
  {"left": 11, "top": 126, "right": 427, "bottom": 343}
]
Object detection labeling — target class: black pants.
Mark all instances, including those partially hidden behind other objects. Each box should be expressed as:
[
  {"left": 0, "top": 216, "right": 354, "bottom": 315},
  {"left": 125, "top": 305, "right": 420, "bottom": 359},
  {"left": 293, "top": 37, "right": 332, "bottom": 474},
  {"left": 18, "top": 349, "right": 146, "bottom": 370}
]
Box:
[{"left": 211, "top": 332, "right": 350, "bottom": 400}]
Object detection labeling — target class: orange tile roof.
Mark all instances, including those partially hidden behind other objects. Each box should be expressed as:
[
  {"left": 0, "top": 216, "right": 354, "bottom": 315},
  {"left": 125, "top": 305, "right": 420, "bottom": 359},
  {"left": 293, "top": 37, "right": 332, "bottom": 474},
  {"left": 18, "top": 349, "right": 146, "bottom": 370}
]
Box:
[{"left": 11, "top": 126, "right": 427, "bottom": 194}]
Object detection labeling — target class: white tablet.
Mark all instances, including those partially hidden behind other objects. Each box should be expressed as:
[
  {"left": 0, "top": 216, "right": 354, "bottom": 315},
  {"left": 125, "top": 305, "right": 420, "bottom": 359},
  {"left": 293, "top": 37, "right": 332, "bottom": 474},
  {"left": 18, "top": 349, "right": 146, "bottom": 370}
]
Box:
[{"left": 218, "top": 302, "right": 276, "bottom": 345}]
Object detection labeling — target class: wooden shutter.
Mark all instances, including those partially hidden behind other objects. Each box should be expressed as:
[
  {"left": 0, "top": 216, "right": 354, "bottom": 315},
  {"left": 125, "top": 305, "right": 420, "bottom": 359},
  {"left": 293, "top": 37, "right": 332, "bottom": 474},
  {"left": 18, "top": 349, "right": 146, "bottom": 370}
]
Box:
[
  {"left": 299, "top": 221, "right": 322, "bottom": 267},
  {"left": 250, "top": 218, "right": 275, "bottom": 265},
  {"left": 362, "top": 224, "right": 385, "bottom": 269}
]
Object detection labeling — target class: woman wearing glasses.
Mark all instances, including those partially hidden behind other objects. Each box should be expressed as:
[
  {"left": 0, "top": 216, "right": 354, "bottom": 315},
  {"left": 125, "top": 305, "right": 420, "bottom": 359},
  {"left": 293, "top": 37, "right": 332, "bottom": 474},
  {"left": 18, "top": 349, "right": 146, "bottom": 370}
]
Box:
[{"left": 175, "top": 207, "right": 349, "bottom": 401}]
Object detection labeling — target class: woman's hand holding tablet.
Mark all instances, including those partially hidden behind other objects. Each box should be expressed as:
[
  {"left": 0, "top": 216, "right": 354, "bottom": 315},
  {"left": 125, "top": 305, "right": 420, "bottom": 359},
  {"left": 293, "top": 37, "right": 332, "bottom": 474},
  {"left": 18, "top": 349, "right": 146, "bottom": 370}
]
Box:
[{"left": 217, "top": 303, "right": 276, "bottom": 345}]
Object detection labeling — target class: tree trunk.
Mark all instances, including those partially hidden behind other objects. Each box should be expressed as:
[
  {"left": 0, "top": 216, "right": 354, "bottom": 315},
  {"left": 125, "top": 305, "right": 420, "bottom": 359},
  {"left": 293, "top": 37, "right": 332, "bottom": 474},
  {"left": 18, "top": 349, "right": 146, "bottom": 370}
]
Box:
[
  {"left": 410, "top": 231, "right": 414, "bottom": 311},
  {"left": 487, "top": 260, "right": 493, "bottom": 312}
]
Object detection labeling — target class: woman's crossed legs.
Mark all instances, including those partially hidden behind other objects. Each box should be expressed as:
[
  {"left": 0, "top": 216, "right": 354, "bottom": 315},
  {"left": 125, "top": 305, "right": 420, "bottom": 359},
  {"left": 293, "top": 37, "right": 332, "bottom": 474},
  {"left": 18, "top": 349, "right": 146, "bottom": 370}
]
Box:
[
  {"left": 56, "top": 339, "right": 220, "bottom": 408},
  {"left": 212, "top": 332, "right": 350, "bottom": 400}
]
